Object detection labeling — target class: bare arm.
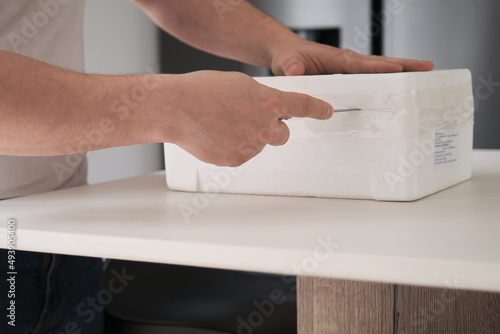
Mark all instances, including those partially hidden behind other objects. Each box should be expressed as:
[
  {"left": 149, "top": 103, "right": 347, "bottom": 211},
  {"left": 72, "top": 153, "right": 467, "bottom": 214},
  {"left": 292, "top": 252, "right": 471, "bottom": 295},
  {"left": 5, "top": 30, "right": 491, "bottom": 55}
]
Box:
[
  {"left": 2, "top": 1, "right": 431, "bottom": 165},
  {"left": 132, "top": 0, "right": 434, "bottom": 75},
  {"left": 0, "top": 51, "right": 332, "bottom": 166},
  {"left": 131, "top": 0, "right": 290, "bottom": 68},
  {"left": 0, "top": 50, "right": 164, "bottom": 156}
]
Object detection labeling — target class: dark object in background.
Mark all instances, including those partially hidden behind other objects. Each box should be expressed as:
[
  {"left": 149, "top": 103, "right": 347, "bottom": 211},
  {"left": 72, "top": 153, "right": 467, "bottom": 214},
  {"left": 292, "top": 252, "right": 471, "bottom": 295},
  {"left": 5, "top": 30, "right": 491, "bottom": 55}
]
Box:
[
  {"left": 104, "top": 260, "right": 297, "bottom": 334},
  {"left": 159, "top": 31, "right": 245, "bottom": 74},
  {"left": 293, "top": 28, "right": 340, "bottom": 49}
]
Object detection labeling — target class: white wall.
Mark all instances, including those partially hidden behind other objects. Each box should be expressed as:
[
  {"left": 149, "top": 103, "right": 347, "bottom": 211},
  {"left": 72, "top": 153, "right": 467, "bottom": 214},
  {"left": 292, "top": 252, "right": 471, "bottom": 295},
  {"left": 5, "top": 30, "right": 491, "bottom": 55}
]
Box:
[{"left": 83, "top": 0, "right": 163, "bottom": 184}]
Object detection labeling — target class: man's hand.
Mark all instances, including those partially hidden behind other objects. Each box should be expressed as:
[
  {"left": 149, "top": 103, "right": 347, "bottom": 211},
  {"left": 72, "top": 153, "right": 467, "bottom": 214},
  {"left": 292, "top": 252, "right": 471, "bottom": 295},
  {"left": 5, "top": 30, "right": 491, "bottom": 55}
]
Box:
[
  {"left": 271, "top": 37, "right": 434, "bottom": 76},
  {"left": 160, "top": 71, "right": 333, "bottom": 167},
  {"left": 132, "top": 0, "right": 435, "bottom": 167},
  {"left": 1, "top": 1, "right": 434, "bottom": 165},
  {"left": 133, "top": 0, "right": 434, "bottom": 76},
  {"left": 0, "top": 53, "right": 331, "bottom": 166}
]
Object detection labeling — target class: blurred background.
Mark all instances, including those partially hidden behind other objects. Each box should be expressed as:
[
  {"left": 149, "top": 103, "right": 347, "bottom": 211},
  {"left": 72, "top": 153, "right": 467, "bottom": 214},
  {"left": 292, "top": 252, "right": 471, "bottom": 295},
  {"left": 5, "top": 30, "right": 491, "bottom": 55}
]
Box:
[{"left": 84, "top": 0, "right": 500, "bottom": 184}]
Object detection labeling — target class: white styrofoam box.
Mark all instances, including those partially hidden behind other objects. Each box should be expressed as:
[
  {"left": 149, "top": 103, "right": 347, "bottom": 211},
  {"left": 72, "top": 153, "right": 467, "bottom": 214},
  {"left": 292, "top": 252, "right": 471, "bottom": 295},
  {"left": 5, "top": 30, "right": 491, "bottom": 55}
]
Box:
[{"left": 164, "top": 69, "right": 474, "bottom": 201}]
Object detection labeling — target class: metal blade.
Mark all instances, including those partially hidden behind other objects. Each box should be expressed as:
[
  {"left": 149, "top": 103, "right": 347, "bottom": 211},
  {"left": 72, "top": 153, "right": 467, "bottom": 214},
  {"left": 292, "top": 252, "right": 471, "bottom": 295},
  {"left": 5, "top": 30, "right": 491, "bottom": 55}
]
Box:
[
  {"left": 279, "top": 108, "right": 363, "bottom": 120},
  {"left": 334, "top": 108, "right": 362, "bottom": 113}
]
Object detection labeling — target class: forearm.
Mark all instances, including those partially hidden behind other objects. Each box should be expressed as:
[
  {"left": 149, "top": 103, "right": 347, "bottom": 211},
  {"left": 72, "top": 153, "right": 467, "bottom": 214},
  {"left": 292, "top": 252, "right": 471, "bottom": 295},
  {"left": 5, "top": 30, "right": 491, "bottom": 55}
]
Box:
[
  {"left": 131, "top": 0, "right": 301, "bottom": 68},
  {"left": 0, "top": 51, "right": 168, "bottom": 156},
  {"left": 0, "top": 51, "right": 333, "bottom": 166}
]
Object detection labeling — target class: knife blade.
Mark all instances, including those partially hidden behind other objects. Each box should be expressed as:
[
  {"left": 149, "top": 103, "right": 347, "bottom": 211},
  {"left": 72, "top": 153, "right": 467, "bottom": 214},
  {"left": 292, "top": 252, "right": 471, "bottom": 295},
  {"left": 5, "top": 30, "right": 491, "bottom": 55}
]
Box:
[
  {"left": 334, "top": 108, "right": 362, "bottom": 113},
  {"left": 279, "top": 108, "right": 362, "bottom": 120}
]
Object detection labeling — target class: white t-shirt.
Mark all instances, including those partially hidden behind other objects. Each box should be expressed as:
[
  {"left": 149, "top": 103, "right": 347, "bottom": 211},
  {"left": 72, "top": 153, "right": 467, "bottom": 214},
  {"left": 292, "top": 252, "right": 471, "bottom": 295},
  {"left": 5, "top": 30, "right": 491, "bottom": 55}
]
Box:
[{"left": 0, "top": 0, "right": 87, "bottom": 199}]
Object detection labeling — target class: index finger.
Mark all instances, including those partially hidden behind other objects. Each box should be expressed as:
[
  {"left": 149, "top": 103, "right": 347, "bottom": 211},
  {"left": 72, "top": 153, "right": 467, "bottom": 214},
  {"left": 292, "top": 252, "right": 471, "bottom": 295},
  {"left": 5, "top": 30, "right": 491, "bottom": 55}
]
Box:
[{"left": 279, "top": 91, "right": 333, "bottom": 120}]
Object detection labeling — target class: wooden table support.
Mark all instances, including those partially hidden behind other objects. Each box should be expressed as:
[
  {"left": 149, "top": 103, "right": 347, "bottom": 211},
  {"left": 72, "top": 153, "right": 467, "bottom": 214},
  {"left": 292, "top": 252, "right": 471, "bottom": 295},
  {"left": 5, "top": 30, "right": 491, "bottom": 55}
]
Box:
[{"left": 298, "top": 277, "right": 500, "bottom": 334}]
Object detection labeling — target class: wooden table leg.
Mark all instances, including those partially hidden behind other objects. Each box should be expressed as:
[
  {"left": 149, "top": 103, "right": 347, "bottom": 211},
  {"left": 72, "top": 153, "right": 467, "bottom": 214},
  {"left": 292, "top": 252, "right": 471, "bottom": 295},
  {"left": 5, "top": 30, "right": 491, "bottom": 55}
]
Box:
[
  {"left": 297, "top": 277, "right": 394, "bottom": 333},
  {"left": 297, "top": 277, "right": 500, "bottom": 334},
  {"left": 395, "top": 284, "right": 500, "bottom": 333}
]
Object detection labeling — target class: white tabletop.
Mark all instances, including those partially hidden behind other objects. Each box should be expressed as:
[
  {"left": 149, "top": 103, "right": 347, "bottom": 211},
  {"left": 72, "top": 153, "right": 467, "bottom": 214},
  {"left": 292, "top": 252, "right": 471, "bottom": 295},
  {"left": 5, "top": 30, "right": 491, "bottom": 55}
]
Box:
[{"left": 1, "top": 150, "right": 499, "bottom": 292}]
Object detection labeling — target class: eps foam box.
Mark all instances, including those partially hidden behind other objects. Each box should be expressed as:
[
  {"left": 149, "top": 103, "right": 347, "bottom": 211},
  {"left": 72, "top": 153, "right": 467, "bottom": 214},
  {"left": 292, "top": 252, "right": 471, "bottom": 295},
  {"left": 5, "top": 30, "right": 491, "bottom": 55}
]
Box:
[{"left": 164, "top": 69, "right": 474, "bottom": 201}]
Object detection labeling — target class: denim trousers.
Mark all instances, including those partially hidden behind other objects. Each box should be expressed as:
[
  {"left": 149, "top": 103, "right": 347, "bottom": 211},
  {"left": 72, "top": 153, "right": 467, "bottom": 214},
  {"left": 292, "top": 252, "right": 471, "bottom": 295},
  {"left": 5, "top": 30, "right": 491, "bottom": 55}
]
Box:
[{"left": 0, "top": 249, "right": 104, "bottom": 334}]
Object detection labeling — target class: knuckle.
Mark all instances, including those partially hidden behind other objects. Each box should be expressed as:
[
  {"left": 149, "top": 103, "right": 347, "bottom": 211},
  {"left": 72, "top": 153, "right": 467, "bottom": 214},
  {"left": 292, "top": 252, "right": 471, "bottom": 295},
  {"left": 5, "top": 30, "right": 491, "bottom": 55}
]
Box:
[
  {"left": 339, "top": 48, "right": 357, "bottom": 60},
  {"left": 342, "top": 48, "right": 357, "bottom": 56},
  {"left": 262, "top": 96, "right": 284, "bottom": 117},
  {"left": 258, "top": 128, "right": 275, "bottom": 144},
  {"left": 302, "top": 95, "right": 314, "bottom": 116},
  {"left": 337, "top": 48, "right": 359, "bottom": 71},
  {"left": 278, "top": 127, "right": 291, "bottom": 146},
  {"left": 227, "top": 70, "right": 249, "bottom": 80},
  {"left": 226, "top": 158, "right": 244, "bottom": 168},
  {"left": 236, "top": 142, "right": 259, "bottom": 161},
  {"left": 225, "top": 150, "right": 249, "bottom": 167},
  {"left": 269, "top": 123, "right": 290, "bottom": 146},
  {"left": 282, "top": 127, "right": 291, "bottom": 144}
]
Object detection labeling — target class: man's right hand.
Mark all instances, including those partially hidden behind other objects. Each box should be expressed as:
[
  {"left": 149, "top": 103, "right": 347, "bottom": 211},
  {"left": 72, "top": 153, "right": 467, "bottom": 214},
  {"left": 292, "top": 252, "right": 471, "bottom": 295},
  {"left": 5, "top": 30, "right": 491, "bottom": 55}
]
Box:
[
  {"left": 153, "top": 70, "right": 333, "bottom": 167},
  {"left": 0, "top": 51, "right": 332, "bottom": 164}
]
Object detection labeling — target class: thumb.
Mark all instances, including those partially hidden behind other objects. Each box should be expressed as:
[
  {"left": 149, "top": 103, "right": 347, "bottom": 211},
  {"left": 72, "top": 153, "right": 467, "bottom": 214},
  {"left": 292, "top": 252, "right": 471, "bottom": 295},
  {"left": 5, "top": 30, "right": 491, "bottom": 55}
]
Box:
[{"left": 284, "top": 62, "right": 306, "bottom": 76}]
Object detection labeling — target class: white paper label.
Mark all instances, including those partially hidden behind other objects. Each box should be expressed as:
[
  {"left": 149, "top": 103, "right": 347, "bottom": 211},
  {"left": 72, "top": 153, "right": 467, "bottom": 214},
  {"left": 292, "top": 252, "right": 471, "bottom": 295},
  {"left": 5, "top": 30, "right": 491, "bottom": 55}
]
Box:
[{"left": 434, "top": 128, "right": 459, "bottom": 170}]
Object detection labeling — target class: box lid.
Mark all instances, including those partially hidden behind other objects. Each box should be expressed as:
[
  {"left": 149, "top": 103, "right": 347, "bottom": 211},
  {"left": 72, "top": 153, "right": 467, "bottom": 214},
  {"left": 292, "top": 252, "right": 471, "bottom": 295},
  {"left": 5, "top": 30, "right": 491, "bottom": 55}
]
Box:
[{"left": 254, "top": 69, "right": 474, "bottom": 138}]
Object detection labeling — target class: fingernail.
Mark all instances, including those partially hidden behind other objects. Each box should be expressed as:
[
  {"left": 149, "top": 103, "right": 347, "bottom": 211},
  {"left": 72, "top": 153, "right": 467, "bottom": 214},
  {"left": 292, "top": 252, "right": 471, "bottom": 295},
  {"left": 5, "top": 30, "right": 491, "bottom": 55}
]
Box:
[
  {"left": 285, "top": 63, "right": 299, "bottom": 76},
  {"left": 327, "top": 106, "right": 334, "bottom": 118}
]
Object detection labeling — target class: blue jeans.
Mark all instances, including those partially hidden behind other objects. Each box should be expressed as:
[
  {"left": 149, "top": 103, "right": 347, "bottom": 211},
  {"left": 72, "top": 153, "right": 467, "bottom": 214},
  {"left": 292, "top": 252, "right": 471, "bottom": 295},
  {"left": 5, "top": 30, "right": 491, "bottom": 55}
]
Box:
[{"left": 0, "top": 250, "right": 104, "bottom": 334}]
